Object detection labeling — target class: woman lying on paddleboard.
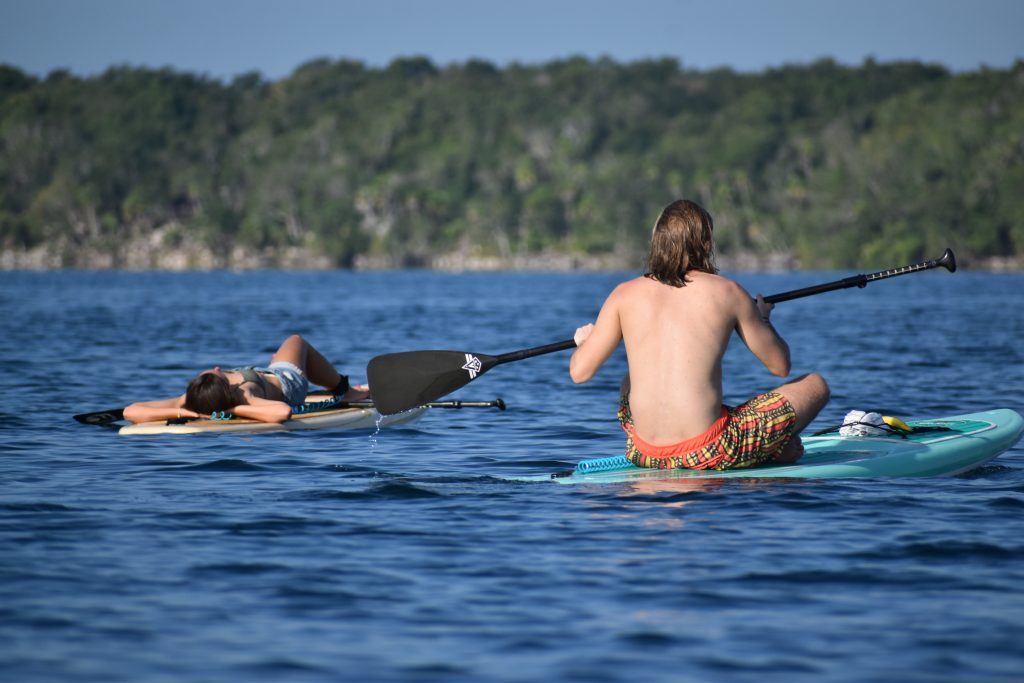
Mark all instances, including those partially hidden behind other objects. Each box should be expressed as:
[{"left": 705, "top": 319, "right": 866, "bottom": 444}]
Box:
[{"left": 123, "top": 335, "right": 369, "bottom": 424}]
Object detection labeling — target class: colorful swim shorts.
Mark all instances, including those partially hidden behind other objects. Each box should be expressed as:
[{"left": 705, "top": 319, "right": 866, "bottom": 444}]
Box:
[{"left": 619, "top": 392, "right": 797, "bottom": 470}]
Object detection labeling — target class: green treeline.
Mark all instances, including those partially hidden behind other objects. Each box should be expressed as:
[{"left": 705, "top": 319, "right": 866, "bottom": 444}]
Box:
[{"left": 1, "top": 56, "right": 1022, "bottom": 269}]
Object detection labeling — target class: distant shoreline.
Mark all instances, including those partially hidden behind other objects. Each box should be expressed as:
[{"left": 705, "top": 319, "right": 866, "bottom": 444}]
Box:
[
  {"left": 2, "top": 245, "right": 1019, "bottom": 273},
  {"left": 3, "top": 61, "right": 1022, "bottom": 276}
]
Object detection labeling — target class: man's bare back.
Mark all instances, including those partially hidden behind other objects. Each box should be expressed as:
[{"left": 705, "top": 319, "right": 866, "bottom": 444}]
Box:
[
  {"left": 570, "top": 271, "right": 791, "bottom": 446},
  {"left": 570, "top": 198, "right": 829, "bottom": 467}
]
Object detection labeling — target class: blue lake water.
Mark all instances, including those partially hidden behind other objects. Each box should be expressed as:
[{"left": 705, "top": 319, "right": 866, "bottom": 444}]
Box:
[{"left": 2, "top": 269, "right": 1023, "bottom": 682}]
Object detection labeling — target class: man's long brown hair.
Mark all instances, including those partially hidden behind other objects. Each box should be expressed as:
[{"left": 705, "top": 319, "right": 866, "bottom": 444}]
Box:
[{"left": 644, "top": 199, "right": 718, "bottom": 287}]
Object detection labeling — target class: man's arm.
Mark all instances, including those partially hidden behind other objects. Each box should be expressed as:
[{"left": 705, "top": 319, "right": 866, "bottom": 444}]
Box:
[
  {"left": 733, "top": 284, "right": 791, "bottom": 377},
  {"left": 569, "top": 287, "right": 624, "bottom": 384}
]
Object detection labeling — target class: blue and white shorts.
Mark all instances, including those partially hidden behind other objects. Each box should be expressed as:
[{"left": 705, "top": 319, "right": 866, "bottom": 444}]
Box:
[{"left": 254, "top": 361, "right": 309, "bottom": 406}]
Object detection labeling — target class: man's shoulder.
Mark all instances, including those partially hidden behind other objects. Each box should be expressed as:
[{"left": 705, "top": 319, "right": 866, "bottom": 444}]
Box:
[
  {"left": 599, "top": 276, "right": 650, "bottom": 311},
  {"left": 689, "top": 271, "right": 745, "bottom": 292},
  {"left": 688, "top": 273, "right": 751, "bottom": 312},
  {"left": 610, "top": 273, "right": 746, "bottom": 299},
  {"left": 610, "top": 275, "right": 649, "bottom": 295}
]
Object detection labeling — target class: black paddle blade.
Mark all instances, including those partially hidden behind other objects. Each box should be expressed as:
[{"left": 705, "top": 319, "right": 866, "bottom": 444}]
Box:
[
  {"left": 74, "top": 408, "right": 125, "bottom": 425},
  {"left": 367, "top": 350, "right": 500, "bottom": 415}
]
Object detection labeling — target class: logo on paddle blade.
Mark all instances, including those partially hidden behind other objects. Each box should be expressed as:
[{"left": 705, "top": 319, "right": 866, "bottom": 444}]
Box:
[{"left": 462, "top": 354, "right": 483, "bottom": 379}]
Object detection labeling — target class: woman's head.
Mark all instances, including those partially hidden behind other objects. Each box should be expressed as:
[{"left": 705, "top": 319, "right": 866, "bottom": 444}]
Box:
[
  {"left": 185, "top": 371, "right": 236, "bottom": 414},
  {"left": 644, "top": 199, "right": 718, "bottom": 287}
]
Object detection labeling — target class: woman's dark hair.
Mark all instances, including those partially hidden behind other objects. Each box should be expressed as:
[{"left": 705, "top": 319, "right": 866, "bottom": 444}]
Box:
[
  {"left": 185, "top": 373, "right": 236, "bottom": 414},
  {"left": 644, "top": 199, "right": 718, "bottom": 287}
]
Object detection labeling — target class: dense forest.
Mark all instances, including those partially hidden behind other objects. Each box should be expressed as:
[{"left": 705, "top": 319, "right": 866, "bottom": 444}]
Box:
[{"left": 1, "top": 56, "right": 1022, "bottom": 270}]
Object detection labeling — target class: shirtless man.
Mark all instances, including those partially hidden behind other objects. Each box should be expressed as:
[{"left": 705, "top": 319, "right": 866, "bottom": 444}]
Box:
[
  {"left": 123, "top": 334, "right": 369, "bottom": 424},
  {"left": 570, "top": 199, "right": 829, "bottom": 470}
]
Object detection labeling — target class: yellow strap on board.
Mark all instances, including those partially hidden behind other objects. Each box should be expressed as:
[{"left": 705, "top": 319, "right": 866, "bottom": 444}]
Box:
[{"left": 882, "top": 415, "right": 913, "bottom": 433}]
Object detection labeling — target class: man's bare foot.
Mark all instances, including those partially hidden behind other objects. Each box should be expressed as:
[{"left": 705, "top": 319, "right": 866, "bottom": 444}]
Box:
[{"left": 774, "top": 435, "right": 805, "bottom": 464}]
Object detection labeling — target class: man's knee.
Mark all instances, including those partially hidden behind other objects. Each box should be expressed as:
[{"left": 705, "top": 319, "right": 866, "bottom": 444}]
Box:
[
  {"left": 784, "top": 372, "right": 828, "bottom": 395},
  {"left": 778, "top": 373, "right": 830, "bottom": 417},
  {"left": 805, "top": 372, "right": 830, "bottom": 403}
]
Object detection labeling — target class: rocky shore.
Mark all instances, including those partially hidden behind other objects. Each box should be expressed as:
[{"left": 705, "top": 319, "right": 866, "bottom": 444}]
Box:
[{"left": 2, "top": 236, "right": 1018, "bottom": 273}]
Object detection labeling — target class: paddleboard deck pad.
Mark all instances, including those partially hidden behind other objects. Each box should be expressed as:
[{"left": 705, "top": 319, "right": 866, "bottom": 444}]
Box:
[
  {"left": 506, "top": 409, "right": 1024, "bottom": 483},
  {"left": 119, "top": 394, "right": 426, "bottom": 435}
]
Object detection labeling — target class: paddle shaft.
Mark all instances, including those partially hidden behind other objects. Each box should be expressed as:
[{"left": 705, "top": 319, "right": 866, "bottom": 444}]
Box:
[
  {"left": 495, "top": 339, "right": 577, "bottom": 364},
  {"left": 502, "top": 249, "right": 958, "bottom": 363},
  {"left": 339, "top": 399, "right": 506, "bottom": 410},
  {"left": 763, "top": 248, "right": 956, "bottom": 304}
]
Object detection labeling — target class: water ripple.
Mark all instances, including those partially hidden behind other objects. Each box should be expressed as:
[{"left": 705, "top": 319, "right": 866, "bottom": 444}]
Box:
[{"left": 3, "top": 270, "right": 1024, "bottom": 683}]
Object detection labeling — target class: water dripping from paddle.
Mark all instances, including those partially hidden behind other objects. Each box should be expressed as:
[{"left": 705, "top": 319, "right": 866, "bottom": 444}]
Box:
[{"left": 367, "top": 411, "right": 385, "bottom": 450}]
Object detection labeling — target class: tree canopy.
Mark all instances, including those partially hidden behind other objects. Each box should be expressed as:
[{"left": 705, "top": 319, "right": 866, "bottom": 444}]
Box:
[{"left": 1, "top": 57, "right": 1022, "bottom": 269}]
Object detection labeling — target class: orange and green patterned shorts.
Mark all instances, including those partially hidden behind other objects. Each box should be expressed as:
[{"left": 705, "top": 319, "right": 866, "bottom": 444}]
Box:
[{"left": 619, "top": 391, "right": 797, "bottom": 470}]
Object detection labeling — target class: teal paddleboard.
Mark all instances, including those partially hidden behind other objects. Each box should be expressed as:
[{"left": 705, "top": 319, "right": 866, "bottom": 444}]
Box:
[{"left": 507, "top": 409, "right": 1024, "bottom": 483}]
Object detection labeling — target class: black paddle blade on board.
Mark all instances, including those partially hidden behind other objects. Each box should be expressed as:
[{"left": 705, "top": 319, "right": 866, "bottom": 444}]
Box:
[
  {"left": 367, "top": 350, "right": 500, "bottom": 415},
  {"left": 73, "top": 408, "right": 125, "bottom": 425}
]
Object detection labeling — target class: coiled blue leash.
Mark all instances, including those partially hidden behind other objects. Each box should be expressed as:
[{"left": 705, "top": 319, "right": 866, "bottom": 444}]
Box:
[
  {"left": 573, "top": 455, "right": 635, "bottom": 474},
  {"left": 290, "top": 395, "right": 343, "bottom": 414}
]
